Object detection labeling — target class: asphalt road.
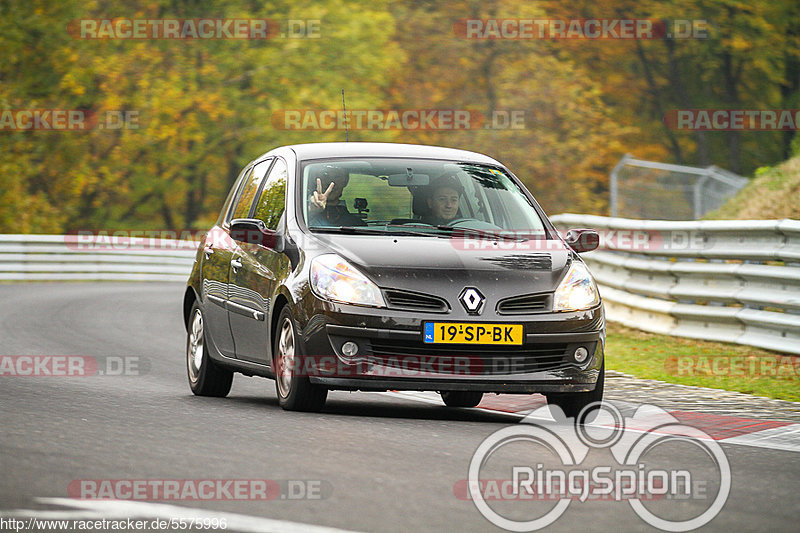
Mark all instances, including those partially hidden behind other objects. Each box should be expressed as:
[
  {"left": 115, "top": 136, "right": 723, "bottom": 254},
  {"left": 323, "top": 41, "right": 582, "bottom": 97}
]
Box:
[{"left": 0, "top": 283, "right": 798, "bottom": 532}]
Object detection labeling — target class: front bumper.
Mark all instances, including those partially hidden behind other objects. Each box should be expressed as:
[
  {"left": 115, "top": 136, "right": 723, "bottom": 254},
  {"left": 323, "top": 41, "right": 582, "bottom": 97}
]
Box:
[{"left": 297, "top": 302, "right": 605, "bottom": 394}]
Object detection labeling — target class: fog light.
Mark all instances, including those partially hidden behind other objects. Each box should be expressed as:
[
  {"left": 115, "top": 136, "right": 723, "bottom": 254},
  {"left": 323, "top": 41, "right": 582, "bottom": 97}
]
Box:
[
  {"left": 573, "top": 346, "right": 589, "bottom": 363},
  {"left": 342, "top": 341, "right": 359, "bottom": 357}
]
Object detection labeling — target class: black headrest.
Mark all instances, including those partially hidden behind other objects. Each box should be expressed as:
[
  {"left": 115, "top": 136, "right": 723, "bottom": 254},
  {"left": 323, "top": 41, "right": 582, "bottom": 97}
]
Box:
[
  {"left": 428, "top": 172, "right": 464, "bottom": 194},
  {"left": 412, "top": 190, "right": 430, "bottom": 218}
]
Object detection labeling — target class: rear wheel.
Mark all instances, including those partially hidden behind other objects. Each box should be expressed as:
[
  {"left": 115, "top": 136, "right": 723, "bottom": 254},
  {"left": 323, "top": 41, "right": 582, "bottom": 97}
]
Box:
[
  {"left": 545, "top": 362, "right": 604, "bottom": 422},
  {"left": 440, "top": 391, "right": 483, "bottom": 408},
  {"left": 186, "top": 303, "right": 233, "bottom": 397},
  {"left": 274, "top": 307, "right": 328, "bottom": 412}
]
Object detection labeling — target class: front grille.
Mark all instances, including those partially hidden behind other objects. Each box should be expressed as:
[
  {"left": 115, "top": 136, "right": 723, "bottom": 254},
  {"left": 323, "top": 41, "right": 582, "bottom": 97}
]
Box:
[
  {"left": 367, "top": 339, "right": 571, "bottom": 375},
  {"left": 497, "top": 293, "right": 551, "bottom": 314},
  {"left": 384, "top": 289, "right": 449, "bottom": 312}
]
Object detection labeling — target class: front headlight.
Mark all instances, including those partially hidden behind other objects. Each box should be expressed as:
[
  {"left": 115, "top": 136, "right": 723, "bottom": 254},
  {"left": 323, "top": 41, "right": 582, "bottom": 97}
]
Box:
[
  {"left": 552, "top": 261, "right": 600, "bottom": 312},
  {"left": 310, "top": 254, "right": 386, "bottom": 308}
]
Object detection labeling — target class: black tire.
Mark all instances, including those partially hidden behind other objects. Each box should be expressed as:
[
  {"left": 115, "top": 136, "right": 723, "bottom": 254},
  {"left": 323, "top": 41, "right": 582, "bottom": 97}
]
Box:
[
  {"left": 545, "top": 361, "right": 604, "bottom": 423},
  {"left": 440, "top": 391, "right": 484, "bottom": 408},
  {"left": 186, "top": 303, "right": 233, "bottom": 397},
  {"left": 273, "top": 306, "right": 328, "bottom": 412}
]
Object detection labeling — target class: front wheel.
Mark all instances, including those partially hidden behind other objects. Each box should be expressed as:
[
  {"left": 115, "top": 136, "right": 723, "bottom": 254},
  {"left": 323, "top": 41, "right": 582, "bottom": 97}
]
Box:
[
  {"left": 545, "top": 362, "right": 604, "bottom": 422},
  {"left": 440, "top": 391, "right": 483, "bottom": 408},
  {"left": 186, "top": 303, "right": 233, "bottom": 397},
  {"left": 274, "top": 307, "right": 328, "bottom": 412}
]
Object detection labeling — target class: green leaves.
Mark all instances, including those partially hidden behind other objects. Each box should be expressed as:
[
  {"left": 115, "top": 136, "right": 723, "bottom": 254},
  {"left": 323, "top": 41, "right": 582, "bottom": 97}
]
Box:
[
  {"left": 1, "top": 0, "right": 404, "bottom": 232},
  {"left": 2, "top": 0, "right": 796, "bottom": 232}
]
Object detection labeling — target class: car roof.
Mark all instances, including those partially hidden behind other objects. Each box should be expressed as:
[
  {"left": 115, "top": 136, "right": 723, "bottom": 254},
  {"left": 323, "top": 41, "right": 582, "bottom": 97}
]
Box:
[{"left": 281, "top": 142, "right": 502, "bottom": 165}]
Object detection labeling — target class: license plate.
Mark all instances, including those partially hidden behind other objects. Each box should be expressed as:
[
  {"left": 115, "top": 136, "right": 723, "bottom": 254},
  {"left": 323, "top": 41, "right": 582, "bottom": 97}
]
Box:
[{"left": 423, "top": 322, "right": 523, "bottom": 345}]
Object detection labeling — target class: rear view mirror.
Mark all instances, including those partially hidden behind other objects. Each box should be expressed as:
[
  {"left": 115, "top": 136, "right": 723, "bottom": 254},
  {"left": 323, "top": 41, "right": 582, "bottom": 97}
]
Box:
[
  {"left": 230, "top": 218, "right": 283, "bottom": 250},
  {"left": 387, "top": 171, "right": 430, "bottom": 187},
  {"left": 564, "top": 228, "right": 599, "bottom": 253}
]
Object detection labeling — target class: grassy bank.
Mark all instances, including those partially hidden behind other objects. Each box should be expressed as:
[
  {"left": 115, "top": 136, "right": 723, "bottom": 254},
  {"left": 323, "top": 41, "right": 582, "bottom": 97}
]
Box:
[
  {"left": 706, "top": 154, "right": 800, "bottom": 220},
  {"left": 605, "top": 323, "right": 799, "bottom": 402}
]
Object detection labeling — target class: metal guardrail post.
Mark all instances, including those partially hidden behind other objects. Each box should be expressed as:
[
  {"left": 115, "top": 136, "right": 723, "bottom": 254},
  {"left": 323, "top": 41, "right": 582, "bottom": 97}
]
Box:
[
  {"left": 693, "top": 175, "right": 709, "bottom": 220},
  {"left": 608, "top": 154, "right": 630, "bottom": 218}
]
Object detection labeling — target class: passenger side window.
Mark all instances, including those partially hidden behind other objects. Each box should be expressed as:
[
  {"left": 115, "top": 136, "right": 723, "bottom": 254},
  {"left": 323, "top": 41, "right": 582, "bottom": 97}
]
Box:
[
  {"left": 253, "top": 158, "right": 288, "bottom": 231},
  {"left": 231, "top": 159, "right": 273, "bottom": 220}
]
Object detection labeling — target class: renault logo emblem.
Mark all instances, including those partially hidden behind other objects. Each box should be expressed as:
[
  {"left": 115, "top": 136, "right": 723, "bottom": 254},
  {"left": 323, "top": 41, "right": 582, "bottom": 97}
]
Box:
[{"left": 459, "top": 287, "right": 485, "bottom": 315}]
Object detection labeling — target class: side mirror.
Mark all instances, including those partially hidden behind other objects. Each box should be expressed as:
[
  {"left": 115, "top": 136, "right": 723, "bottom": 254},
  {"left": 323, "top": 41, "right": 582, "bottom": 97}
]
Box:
[
  {"left": 230, "top": 218, "right": 283, "bottom": 250},
  {"left": 564, "top": 228, "right": 599, "bottom": 253}
]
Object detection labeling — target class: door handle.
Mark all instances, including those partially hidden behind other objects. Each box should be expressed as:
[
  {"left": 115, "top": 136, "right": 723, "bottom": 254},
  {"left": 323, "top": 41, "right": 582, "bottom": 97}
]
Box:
[
  {"left": 203, "top": 246, "right": 214, "bottom": 259},
  {"left": 231, "top": 257, "right": 243, "bottom": 272}
]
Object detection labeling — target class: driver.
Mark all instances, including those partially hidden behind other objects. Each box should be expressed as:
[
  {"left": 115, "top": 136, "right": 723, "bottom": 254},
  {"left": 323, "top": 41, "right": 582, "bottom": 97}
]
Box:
[
  {"left": 308, "top": 166, "right": 366, "bottom": 227},
  {"left": 422, "top": 173, "right": 463, "bottom": 225}
]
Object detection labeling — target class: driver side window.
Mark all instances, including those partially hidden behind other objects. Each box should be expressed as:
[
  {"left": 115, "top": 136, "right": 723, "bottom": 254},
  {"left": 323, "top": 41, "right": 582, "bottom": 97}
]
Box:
[
  {"left": 253, "top": 158, "right": 288, "bottom": 231},
  {"left": 231, "top": 159, "right": 273, "bottom": 221}
]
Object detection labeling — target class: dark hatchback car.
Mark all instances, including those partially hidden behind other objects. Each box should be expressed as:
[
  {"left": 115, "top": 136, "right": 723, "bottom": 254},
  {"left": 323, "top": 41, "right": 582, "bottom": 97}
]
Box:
[{"left": 183, "top": 142, "right": 604, "bottom": 417}]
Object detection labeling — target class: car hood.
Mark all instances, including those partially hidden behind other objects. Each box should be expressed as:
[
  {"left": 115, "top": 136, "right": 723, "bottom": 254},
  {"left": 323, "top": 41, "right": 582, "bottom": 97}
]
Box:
[{"left": 308, "top": 233, "right": 573, "bottom": 302}]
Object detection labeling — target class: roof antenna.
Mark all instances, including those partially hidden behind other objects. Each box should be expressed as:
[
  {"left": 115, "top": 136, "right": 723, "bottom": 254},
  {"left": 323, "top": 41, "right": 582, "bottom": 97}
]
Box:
[{"left": 341, "top": 88, "right": 349, "bottom": 142}]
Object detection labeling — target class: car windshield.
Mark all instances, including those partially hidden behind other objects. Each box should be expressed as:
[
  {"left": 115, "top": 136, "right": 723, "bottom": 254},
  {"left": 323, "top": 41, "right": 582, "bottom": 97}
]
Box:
[{"left": 300, "top": 158, "right": 548, "bottom": 237}]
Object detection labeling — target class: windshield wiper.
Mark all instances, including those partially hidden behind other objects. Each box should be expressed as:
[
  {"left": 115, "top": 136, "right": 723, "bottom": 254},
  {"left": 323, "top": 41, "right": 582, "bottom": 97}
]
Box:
[
  {"left": 309, "top": 226, "right": 383, "bottom": 234},
  {"left": 309, "top": 225, "right": 534, "bottom": 241},
  {"left": 434, "top": 225, "right": 534, "bottom": 242},
  {"left": 309, "top": 226, "right": 441, "bottom": 237},
  {"left": 384, "top": 224, "right": 450, "bottom": 238}
]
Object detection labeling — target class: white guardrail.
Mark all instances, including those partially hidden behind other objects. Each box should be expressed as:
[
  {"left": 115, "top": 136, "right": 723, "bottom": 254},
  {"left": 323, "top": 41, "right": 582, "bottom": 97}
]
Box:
[
  {"left": 0, "top": 234, "right": 197, "bottom": 282},
  {"left": 3, "top": 220, "right": 800, "bottom": 354},
  {"left": 551, "top": 214, "right": 800, "bottom": 355}
]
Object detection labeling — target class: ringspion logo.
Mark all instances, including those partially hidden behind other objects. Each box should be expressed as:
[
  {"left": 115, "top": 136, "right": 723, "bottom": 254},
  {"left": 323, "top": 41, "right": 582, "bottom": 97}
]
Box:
[{"left": 464, "top": 403, "right": 730, "bottom": 531}]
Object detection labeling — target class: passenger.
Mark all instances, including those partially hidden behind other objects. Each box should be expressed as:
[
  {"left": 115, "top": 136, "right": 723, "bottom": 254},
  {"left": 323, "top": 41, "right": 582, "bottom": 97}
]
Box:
[{"left": 308, "top": 167, "right": 366, "bottom": 227}]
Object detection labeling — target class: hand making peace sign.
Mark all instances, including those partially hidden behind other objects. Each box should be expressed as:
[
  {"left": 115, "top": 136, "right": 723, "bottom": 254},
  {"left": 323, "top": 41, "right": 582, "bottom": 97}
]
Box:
[{"left": 310, "top": 177, "right": 335, "bottom": 210}]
